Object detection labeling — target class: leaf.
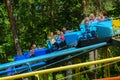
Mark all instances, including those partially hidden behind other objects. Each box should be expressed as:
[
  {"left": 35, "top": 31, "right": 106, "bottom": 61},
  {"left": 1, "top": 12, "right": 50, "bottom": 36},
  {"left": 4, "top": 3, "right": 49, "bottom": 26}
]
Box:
[
  {"left": 4, "top": 19, "right": 10, "bottom": 25},
  {"left": 76, "top": 3, "right": 81, "bottom": 8},
  {"left": 28, "top": 0, "right": 34, "bottom": 4}
]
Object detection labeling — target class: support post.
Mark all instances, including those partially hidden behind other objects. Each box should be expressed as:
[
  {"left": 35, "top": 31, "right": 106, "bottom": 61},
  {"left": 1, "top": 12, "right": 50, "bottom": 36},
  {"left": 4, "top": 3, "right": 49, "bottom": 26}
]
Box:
[
  {"left": 35, "top": 74, "right": 40, "bottom": 80},
  {"left": 89, "top": 49, "right": 98, "bottom": 79},
  {"left": 73, "top": 58, "right": 81, "bottom": 80},
  {"left": 101, "top": 47, "right": 110, "bottom": 78},
  {"left": 66, "top": 55, "right": 73, "bottom": 80},
  {"left": 44, "top": 74, "right": 48, "bottom": 80}
]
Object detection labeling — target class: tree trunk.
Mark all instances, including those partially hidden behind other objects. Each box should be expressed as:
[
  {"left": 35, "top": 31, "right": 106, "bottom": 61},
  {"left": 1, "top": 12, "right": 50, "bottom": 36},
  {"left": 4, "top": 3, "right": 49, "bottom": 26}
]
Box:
[
  {"left": 97, "top": 0, "right": 102, "bottom": 13},
  {"left": 5, "top": 0, "right": 22, "bottom": 55},
  {"left": 1, "top": 25, "right": 5, "bottom": 44},
  {"left": 82, "top": 0, "right": 86, "bottom": 17},
  {"left": 49, "top": 0, "right": 54, "bottom": 32}
]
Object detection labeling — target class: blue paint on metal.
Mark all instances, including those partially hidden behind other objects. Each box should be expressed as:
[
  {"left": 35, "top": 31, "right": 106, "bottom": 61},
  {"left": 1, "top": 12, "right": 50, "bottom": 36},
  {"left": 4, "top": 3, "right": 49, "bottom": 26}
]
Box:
[
  {"left": 0, "top": 62, "right": 46, "bottom": 75},
  {"left": 35, "top": 47, "right": 98, "bottom": 71},
  {"left": 79, "top": 20, "right": 113, "bottom": 38},
  {"left": 0, "top": 42, "right": 107, "bottom": 70},
  {"left": 26, "top": 63, "right": 32, "bottom": 72},
  {"left": 96, "top": 20, "right": 113, "bottom": 38},
  {"left": 64, "top": 31, "right": 81, "bottom": 46}
]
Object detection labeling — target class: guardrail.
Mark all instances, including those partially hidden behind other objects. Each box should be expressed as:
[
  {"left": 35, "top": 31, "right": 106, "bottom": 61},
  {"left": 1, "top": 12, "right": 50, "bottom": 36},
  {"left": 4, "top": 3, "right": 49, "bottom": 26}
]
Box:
[{"left": 0, "top": 56, "right": 120, "bottom": 80}]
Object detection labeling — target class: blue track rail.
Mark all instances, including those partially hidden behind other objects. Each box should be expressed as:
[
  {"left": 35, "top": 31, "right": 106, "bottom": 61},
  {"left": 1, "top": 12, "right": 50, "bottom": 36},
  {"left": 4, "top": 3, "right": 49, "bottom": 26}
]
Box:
[
  {"left": 0, "top": 42, "right": 107, "bottom": 70},
  {"left": 0, "top": 62, "right": 46, "bottom": 75},
  {"left": 0, "top": 42, "right": 107, "bottom": 76}
]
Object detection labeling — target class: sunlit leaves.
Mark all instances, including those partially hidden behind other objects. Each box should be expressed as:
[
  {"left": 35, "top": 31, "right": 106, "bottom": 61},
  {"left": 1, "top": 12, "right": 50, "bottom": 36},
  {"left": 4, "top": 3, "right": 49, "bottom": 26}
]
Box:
[
  {"left": 4, "top": 19, "right": 10, "bottom": 25},
  {"left": 0, "top": 0, "right": 119, "bottom": 63}
]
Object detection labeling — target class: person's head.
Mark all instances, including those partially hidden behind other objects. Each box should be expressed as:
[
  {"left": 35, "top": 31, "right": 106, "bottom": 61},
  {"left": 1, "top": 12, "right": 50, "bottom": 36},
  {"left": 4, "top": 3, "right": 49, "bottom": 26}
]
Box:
[
  {"left": 102, "top": 12, "right": 107, "bottom": 16},
  {"left": 62, "top": 27, "right": 66, "bottom": 33},
  {"left": 32, "top": 44, "right": 37, "bottom": 49},
  {"left": 57, "top": 30, "right": 61, "bottom": 35},
  {"left": 60, "top": 31, "right": 64, "bottom": 35},
  {"left": 50, "top": 32, "right": 54, "bottom": 37},
  {"left": 84, "top": 17, "right": 89, "bottom": 24},
  {"left": 97, "top": 12, "right": 105, "bottom": 21},
  {"left": 99, "top": 12, "right": 104, "bottom": 17},
  {"left": 89, "top": 13, "right": 95, "bottom": 20}
]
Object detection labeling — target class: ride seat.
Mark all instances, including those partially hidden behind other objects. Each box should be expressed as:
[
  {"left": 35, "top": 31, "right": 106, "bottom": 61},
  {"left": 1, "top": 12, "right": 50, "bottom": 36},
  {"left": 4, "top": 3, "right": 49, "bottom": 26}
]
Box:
[
  {"left": 79, "top": 24, "right": 86, "bottom": 33},
  {"left": 89, "top": 22, "right": 97, "bottom": 32},
  {"left": 23, "top": 52, "right": 31, "bottom": 59},
  {"left": 64, "top": 31, "right": 81, "bottom": 47},
  {"left": 34, "top": 48, "right": 47, "bottom": 57},
  {"left": 14, "top": 55, "right": 26, "bottom": 61}
]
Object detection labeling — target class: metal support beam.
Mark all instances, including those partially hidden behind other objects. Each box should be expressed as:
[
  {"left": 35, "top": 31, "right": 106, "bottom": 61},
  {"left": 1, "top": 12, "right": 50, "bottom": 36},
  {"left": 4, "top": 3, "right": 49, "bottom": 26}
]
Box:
[
  {"left": 35, "top": 74, "right": 40, "bottom": 80},
  {"left": 89, "top": 49, "right": 98, "bottom": 79},
  {"left": 111, "top": 38, "right": 120, "bottom": 47}
]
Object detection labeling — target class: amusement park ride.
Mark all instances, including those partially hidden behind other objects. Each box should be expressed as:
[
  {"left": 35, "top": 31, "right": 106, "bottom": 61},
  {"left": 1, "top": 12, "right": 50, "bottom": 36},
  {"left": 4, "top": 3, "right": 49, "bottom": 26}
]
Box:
[{"left": 0, "top": 19, "right": 120, "bottom": 80}]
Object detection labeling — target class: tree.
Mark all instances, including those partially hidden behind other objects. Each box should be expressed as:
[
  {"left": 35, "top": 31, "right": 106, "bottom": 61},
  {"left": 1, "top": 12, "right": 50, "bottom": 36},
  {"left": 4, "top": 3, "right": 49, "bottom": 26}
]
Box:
[
  {"left": 82, "top": 0, "right": 86, "bottom": 17},
  {"left": 5, "top": 0, "right": 22, "bottom": 55},
  {"left": 48, "top": 0, "right": 54, "bottom": 31},
  {"left": 108, "top": 0, "right": 120, "bottom": 17}
]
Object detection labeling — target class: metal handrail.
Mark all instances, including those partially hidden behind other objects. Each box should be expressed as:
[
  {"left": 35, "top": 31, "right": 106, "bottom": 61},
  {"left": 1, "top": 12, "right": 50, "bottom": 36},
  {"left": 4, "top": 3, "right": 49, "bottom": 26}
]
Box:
[{"left": 0, "top": 56, "right": 120, "bottom": 80}]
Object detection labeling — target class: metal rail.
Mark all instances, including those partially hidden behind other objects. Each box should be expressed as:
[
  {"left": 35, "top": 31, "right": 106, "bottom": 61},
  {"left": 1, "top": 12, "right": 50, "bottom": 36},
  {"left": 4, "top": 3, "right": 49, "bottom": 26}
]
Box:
[
  {"left": 0, "top": 42, "right": 107, "bottom": 70},
  {"left": 0, "top": 56, "right": 120, "bottom": 80}
]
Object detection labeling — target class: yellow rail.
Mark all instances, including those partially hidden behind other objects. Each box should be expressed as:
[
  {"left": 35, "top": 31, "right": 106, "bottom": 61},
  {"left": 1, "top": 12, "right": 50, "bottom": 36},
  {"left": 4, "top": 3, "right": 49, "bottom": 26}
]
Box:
[
  {"left": 112, "top": 20, "right": 120, "bottom": 28},
  {"left": 0, "top": 56, "right": 120, "bottom": 80}
]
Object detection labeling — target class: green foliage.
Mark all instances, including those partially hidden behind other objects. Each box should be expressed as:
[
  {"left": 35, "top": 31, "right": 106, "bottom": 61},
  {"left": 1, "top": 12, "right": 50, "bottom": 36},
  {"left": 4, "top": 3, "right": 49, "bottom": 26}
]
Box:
[
  {"left": 107, "top": 0, "right": 120, "bottom": 17},
  {"left": 0, "top": 0, "right": 120, "bottom": 78},
  {"left": 0, "top": 3, "right": 15, "bottom": 57}
]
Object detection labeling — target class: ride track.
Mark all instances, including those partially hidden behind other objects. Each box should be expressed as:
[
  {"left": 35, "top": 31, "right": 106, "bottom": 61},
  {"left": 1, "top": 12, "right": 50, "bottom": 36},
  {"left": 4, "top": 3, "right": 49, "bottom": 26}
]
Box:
[
  {"left": 0, "top": 42, "right": 107, "bottom": 77},
  {"left": 0, "top": 54, "right": 120, "bottom": 80}
]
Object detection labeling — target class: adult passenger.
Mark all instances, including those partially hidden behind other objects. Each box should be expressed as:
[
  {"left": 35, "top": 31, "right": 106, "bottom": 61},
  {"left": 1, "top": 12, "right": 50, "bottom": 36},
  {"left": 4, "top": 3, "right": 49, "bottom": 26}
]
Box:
[
  {"left": 55, "top": 30, "right": 65, "bottom": 49},
  {"left": 89, "top": 13, "right": 97, "bottom": 23},
  {"left": 49, "top": 32, "right": 56, "bottom": 45},
  {"left": 102, "top": 12, "right": 108, "bottom": 19},
  {"left": 97, "top": 12, "right": 105, "bottom": 21},
  {"left": 84, "top": 17, "right": 94, "bottom": 38},
  {"left": 62, "top": 27, "right": 73, "bottom": 34},
  {"left": 56, "top": 30, "right": 65, "bottom": 41},
  {"left": 46, "top": 31, "right": 58, "bottom": 50},
  {"left": 62, "top": 27, "right": 67, "bottom": 34}
]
